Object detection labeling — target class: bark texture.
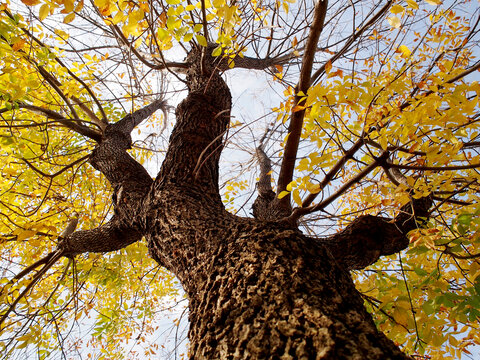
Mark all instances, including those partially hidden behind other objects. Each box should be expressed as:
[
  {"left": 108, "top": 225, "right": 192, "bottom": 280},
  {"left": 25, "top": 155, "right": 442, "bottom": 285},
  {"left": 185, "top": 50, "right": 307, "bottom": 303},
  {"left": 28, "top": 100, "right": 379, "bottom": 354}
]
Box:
[{"left": 57, "top": 46, "right": 425, "bottom": 359}]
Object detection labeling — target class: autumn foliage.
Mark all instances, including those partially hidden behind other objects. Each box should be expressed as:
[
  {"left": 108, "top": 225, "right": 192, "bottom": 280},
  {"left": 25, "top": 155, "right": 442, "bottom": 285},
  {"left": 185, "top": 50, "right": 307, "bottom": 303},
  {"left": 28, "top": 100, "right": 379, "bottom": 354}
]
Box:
[{"left": 0, "top": 0, "right": 479, "bottom": 358}]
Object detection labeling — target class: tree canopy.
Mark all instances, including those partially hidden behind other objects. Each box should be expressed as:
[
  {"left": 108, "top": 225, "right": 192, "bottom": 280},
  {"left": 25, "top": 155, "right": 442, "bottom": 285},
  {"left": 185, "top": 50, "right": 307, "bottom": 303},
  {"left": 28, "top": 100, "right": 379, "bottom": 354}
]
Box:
[{"left": 0, "top": 0, "right": 479, "bottom": 358}]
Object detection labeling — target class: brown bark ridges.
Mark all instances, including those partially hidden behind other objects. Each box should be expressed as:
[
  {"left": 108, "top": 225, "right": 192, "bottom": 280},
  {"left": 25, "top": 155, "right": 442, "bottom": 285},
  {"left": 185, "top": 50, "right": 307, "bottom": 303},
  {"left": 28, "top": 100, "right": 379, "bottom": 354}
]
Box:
[{"left": 56, "top": 46, "right": 427, "bottom": 358}]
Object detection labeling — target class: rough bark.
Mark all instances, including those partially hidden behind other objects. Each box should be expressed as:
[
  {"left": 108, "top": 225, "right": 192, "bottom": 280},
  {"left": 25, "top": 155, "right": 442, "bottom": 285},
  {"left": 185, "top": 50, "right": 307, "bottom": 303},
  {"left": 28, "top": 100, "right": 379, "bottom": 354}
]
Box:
[
  {"left": 144, "top": 47, "right": 412, "bottom": 359},
  {"left": 252, "top": 142, "right": 291, "bottom": 221},
  {"left": 145, "top": 190, "right": 410, "bottom": 359},
  {"left": 57, "top": 46, "right": 424, "bottom": 359}
]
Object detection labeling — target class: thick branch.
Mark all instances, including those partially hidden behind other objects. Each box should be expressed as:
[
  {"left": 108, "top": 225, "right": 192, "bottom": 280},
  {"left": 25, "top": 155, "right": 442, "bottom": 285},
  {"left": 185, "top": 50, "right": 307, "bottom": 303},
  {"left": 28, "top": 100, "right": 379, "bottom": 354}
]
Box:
[
  {"left": 323, "top": 196, "right": 433, "bottom": 271},
  {"left": 388, "top": 162, "right": 480, "bottom": 171},
  {"left": 277, "top": 1, "right": 328, "bottom": 210},
  {"left": 310, "top": 1, "right": 393, "bottom": 85},
  {"left": 58, "top": 218, "right": 142, "bottom": 257},
  {"left": 90, "top": 100, "right": 167, "bottom": 190},
  {"left": 252, "top": 138, "right": 280, "bottom": 220},
  {"left": 88, "top": 101, "right": 166, "bottom": 228},
  {"left": 255, "top": 145, "right": 274, "bottom": 198},
  {"left": 111, "top": 99, "right": 169, "bottom": 135},
  {"left": 16, "top": 103, "right": 102, "bottom": 141},
  {"left": 214, "top": 54, "right": 285, "bottom": 71},
  {"left": 155, "top": 46, "right": 231, "bottom": 198}
]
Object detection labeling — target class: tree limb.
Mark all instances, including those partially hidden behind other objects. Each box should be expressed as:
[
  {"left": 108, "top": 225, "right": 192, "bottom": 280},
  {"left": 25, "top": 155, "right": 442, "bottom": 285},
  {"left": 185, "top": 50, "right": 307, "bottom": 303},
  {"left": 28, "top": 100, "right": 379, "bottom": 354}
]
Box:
[
  {"left": 310, "top": 1, "right": 393, "bottom": 85},
  {"left": 57, "top": 217, "right": 143, "bottom": 257},
  {"left": 322, "top": 195, "right": 433, "bottom": 271},
  {"left": 16, "top": 103, "right": 102, "bottom": 141},
  {"left": 111, "top": 99, "right": 169, "bottom": 136},
  {"left": 252, "top": 130, "right": 287, "bottom": 220},
  {"left": 276, "top": 1, "right": 329, "bottom": 210}
]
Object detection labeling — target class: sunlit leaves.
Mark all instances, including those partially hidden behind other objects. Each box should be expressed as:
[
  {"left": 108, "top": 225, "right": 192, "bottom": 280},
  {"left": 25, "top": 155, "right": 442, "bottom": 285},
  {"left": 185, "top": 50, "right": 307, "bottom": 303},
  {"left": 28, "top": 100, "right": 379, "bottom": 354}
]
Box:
[
  {"left": 425, "top": 0, "right": 442, "bottom": 5},
  {"left": 0, "top": 4, "right": 180, "bottom": 358},
  {"left": 2, "top": 0, "right": 480, "bottom": 358},
  {"left": 388, "top": 16, "right": 401, "bottom": 29},
  {"left": 406, "top": 0, "right": 419, "bottom": 10},
  {"left": 269, "top": 1, "right": 480, "bottom": 357}
]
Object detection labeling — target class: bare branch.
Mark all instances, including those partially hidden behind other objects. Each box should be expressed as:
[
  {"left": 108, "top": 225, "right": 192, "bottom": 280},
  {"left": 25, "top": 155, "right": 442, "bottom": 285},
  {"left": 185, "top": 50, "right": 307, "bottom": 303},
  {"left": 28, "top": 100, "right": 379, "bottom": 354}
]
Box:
[
  {"left": 387, "top": 162, "right": 480, "bottom": 171},
  {"left": 443, "top": 246, "right": 480, "bottom": 260},
  {"left": 200, "top": 0, "right": 209, "bottom": 43},
  {"left": 252, "top": 129, "right": 285, "bottom": 220},
  {"left": 22, "top": 155, "right": 90, "bottom": 179}
]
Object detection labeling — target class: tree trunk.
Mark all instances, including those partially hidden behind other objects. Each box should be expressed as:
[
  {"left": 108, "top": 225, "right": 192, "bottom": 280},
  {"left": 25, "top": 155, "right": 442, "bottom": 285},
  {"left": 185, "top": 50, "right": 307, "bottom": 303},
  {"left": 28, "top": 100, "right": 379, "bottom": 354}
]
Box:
[
  {"left": 60, "top": 46, "right": 420, "bottom": 359},
  {"left": 146, "top": 196, "right": 409, "bottom": 359},
  {"left": 142, "top": 47, "right": 411, "bottom": 359}
]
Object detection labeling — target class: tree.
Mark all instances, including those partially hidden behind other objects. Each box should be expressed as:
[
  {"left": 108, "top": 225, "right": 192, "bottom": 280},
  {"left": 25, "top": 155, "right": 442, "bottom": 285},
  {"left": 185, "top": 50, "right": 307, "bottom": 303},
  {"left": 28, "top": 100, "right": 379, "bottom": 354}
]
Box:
[{"left": 0, "top": 0, "right": 479, "bottom": 358}]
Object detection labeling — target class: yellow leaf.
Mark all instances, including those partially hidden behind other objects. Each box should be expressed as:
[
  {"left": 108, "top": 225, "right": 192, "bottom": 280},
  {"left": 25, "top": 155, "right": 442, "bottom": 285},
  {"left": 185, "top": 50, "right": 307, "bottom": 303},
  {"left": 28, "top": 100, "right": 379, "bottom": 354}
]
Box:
[
  {"left": 325, "top": 60, "right": 332, "bottom": 74},
  {"left": 123, "top": 22, "right": 138, "bottom": 37},
  {"left": 406, "top": 0, "right": 419, "bottom": 9},
  {"left": 196, "top": 35, "right": 208, "bottom": 47},
  {"left": 393, "top": 307, "right": 408, "bottom": 327},
  {"left": 39, "top": 4, "right": 50, "bottom": 21},
  {"left": 62, "top": 0, "right": 75, "bottom": 13},
  {"left": 327, "top": 69, "right": 343, "bottom": 78},
  {"left": 157, "top": 28, "right": 169, "bottom": 42},
  {"left": 75, "top": 0, "right": 84, "bottom": 12},
  {"left": 397, "top": 45, "right": 411, "bottom": 58},
  {"left": 278, "top": 190, "right": 290, "bottom": 199},
  {"left": 14, "top": 229, "right": 37, "bottom": 241},
  {"left": 388, "top": 16, "right": 401, "bottom": 29},
  {"left": 63, "top": 13, "right": 75, "bottom": 24},
  {"left": 390, "top": 4, "right": 404, "bottom": 14},
  {"left": 112, "top": 11, "right": 126, "bottom": 24},
  {"left": 211, "top": 46, "right": 222, "bottom": 57},
  {"left": 425, "top": 0, "right": 442, "bottom": 5},
  {"left": 21, "top": 0, "right": 41, "bottom": 6},
  {"left": 286, "top": 180, "right": 297, "bottom": 192},
  {"left": 292, "top": 105, "right": 305, "bottom": 112},
  {"left": 306, "top": 183, "right": 321, "bottom": 194},
  {"left": 292, "top": 36, "right": 298, "bottom": 47},
  {"left": 54, "top": 29, "right": 69, "bottom": 40},
  {"left": 292, "top": 189, "right": 302, "bottom": 207},
  {"left": 12, "top": 39, "right": 26, "bottom": 51}
]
